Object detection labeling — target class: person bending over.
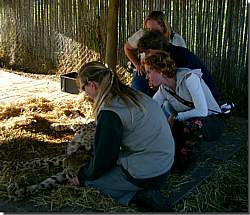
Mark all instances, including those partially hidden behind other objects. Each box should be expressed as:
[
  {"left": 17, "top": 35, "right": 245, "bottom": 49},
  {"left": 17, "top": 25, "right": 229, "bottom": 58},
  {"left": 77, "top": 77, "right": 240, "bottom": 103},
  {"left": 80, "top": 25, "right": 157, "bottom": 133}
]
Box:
[
  {"left": 124, "top": 11, "right": 186, "bottom": 96},
  {"left": 142, "top": 50, "right": 223, "bottom": 170},
  {"left": 70, "top": 61, "right": 175, "bottom": 212}
]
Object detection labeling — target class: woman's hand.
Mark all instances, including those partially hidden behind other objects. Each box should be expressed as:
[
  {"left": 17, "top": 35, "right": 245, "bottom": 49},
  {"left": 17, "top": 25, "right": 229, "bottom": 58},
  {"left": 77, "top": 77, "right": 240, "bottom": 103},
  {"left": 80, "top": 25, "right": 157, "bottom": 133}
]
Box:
[{"left": 69, "top": 176, "right": 80, "bottom": 186}]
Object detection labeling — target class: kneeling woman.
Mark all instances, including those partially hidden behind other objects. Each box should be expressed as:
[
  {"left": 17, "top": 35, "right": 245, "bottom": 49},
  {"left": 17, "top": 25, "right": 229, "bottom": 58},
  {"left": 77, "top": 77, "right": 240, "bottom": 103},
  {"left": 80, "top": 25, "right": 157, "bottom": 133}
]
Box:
[
  {"left": 142, "top": 50, "right": 224, "bottom": 169},
  {"left": 70, "top": 61, "right": 175, "bottom": 212}
]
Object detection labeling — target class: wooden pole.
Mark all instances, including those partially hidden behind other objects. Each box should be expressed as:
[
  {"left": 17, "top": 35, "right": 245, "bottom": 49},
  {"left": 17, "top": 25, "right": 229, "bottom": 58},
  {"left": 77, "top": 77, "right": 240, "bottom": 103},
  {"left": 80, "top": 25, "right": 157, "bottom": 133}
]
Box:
[{"left": 105, "top": 0, "right": 119, "bottom": 72}]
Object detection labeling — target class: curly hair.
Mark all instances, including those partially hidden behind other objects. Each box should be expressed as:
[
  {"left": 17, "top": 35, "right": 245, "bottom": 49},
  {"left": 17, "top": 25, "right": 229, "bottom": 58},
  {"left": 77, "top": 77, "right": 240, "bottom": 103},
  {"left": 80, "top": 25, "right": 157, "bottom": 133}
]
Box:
[{"left": 142, "top": 50, "right": 177, "bottom": 78}]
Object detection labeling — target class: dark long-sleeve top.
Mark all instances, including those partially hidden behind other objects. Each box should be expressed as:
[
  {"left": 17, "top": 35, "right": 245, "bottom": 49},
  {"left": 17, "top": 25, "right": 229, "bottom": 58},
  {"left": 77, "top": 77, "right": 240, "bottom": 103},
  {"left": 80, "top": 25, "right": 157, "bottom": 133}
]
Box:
[
  {"left": 78, "top": 110, "right": 123, "bottom": 184},
  {"left": 166, "top": 43, "right": 221, "bottom": 104}
]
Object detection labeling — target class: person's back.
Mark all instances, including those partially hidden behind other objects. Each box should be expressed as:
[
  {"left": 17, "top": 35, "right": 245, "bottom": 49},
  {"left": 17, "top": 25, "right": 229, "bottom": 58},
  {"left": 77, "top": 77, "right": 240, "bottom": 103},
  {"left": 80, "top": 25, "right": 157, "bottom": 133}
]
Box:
[
  {"left": 101, "top": 92, "right": 175, "bottom": 178},
  {"left": 138, "top": 31, "right": 221, "bottom": 103},
  {"left": 166, "top": 44, "right": 220, "bottom": 103}
]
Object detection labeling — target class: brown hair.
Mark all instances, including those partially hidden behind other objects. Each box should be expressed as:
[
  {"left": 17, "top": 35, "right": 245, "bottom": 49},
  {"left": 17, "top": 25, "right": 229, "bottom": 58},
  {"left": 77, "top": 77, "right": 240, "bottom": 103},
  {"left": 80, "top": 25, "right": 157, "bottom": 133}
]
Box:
[
  {"left": 142, "top": 50, "right": 176, "bottom": 78},
  {"left": 143, "top": 11, "right": 172, "bottom": 39},
  {"left": 137, "top": 31, "right": 169, "bottom": 53}
]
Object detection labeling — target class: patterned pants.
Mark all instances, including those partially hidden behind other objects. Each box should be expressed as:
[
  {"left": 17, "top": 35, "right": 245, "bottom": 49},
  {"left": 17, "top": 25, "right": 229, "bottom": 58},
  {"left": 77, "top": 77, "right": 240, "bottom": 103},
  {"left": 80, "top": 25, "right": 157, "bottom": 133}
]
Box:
[{"left": 171, "top": 119, "right": 204, "bottom": 171}]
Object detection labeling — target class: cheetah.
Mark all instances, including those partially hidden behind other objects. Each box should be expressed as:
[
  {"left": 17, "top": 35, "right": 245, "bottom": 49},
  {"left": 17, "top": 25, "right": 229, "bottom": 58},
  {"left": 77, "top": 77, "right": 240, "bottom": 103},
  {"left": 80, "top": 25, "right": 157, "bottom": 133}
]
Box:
[{"left": 8, "top": 121, "right": 96, "bottom": 200}]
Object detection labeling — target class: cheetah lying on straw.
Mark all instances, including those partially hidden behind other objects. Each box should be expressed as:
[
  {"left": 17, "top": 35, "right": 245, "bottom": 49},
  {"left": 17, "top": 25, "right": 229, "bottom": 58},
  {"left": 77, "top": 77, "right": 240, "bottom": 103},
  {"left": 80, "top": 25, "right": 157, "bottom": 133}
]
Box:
[{"left": 7, "top": 121, "right": 96, "bottom": 200}]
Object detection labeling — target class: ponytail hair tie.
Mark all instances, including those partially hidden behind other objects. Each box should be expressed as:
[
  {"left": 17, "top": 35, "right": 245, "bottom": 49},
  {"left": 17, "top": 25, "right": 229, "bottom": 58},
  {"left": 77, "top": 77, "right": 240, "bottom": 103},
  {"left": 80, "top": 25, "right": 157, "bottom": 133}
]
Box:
[{"left": 104, "top": 63, "right": 114, "bottom": 86}]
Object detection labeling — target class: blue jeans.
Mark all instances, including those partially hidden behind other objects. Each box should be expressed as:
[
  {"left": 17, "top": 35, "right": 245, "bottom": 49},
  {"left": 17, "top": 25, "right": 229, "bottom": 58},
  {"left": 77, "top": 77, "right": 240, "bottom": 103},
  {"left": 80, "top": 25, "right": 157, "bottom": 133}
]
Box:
[
  {"left": 131, "top": 72, "right": 156, "bottom": 97},
  {"left": 85, "top": 166, "right": 141, "bottom": 206}
]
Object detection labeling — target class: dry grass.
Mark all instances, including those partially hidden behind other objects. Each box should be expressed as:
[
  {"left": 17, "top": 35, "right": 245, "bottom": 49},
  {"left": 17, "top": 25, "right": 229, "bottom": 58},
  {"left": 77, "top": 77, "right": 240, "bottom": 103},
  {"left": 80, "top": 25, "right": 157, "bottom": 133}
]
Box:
[
  {"left": 0, "top": 71, "right": 247, "bottom": 212},
  {"left": 0, "top": 95, "right": 139, "bottom": 212},
  {"left": 170, "top": 117, "right": 248, "bottom": 213},
  {"left": 173, "top": 144, "right": 248, "bottom": 213}
]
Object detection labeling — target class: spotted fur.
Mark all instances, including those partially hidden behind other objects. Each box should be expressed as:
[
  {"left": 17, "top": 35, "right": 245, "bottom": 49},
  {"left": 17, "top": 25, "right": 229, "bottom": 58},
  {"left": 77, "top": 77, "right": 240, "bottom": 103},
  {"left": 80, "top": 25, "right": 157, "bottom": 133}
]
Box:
[{"left": 8, "top": 121, "right": 96, "bottom": 200}]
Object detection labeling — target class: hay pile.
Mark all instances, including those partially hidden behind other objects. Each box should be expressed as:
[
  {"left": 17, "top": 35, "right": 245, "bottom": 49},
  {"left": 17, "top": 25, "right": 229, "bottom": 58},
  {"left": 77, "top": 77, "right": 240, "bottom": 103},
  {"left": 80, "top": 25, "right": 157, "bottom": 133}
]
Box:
[{"left": 0, "top": 96, "right": 138, "bottom": 212}]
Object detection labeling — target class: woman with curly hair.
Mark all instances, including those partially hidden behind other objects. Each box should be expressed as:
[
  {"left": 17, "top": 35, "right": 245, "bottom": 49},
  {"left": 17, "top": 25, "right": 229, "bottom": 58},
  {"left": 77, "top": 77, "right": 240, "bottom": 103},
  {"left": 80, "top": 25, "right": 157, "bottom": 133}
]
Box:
[{"left": 142, "top": 50, "right": 223, "bottom": 170}]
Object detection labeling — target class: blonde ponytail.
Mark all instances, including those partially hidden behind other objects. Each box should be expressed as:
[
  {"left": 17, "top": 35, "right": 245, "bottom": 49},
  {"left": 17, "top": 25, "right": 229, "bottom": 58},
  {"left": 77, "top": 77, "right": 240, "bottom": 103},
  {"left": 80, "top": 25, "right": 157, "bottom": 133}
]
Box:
[{"left": 78, "top": 61, "right": 144, "bottom": 120}]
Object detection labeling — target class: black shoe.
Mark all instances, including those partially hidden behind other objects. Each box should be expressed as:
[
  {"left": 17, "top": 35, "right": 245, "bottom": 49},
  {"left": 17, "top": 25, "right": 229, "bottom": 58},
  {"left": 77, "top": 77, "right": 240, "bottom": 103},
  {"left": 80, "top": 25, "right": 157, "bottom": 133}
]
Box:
[{"left": 132, "top": 189, "right": 172, "bottom": 212}]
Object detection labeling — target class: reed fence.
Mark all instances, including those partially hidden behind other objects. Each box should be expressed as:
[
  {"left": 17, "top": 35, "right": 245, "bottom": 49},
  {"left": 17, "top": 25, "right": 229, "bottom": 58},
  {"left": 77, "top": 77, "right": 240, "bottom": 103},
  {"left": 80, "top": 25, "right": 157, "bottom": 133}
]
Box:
[{"left": 0, "top": 0, "right": 248, "bottom": 112}]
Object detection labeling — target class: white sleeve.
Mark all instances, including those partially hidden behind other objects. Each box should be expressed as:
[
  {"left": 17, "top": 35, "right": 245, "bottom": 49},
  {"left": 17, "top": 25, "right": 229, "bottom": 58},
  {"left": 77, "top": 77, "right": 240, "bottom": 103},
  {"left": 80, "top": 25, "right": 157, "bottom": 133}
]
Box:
[
  {"left": 127, "top": 28, "right": 145, "bottom": 49},
  {"left": 176, "top": 73, "right": 208, "bottom": 120}
]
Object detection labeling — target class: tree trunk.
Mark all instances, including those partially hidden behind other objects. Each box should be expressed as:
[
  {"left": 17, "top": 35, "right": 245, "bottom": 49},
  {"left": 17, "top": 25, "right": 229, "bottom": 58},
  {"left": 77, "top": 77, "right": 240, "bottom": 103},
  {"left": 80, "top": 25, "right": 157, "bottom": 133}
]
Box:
[{"left": 105, "top": 0, "right": 119, "bottom": 72}]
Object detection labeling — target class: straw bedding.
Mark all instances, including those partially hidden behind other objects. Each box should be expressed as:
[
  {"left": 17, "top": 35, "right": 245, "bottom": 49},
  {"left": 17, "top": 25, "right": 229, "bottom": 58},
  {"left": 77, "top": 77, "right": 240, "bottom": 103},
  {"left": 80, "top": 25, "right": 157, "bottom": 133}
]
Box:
[{"left": 0, "top": 69, "right": 247, "bottom": 212}]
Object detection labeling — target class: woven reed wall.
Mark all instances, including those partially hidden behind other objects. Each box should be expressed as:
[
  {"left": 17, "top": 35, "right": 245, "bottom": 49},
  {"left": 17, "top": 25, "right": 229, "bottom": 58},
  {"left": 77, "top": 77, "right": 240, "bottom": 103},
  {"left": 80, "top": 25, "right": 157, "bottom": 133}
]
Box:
[{"left": 0, "top": 0, "right": 248, "bottom": 111}]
